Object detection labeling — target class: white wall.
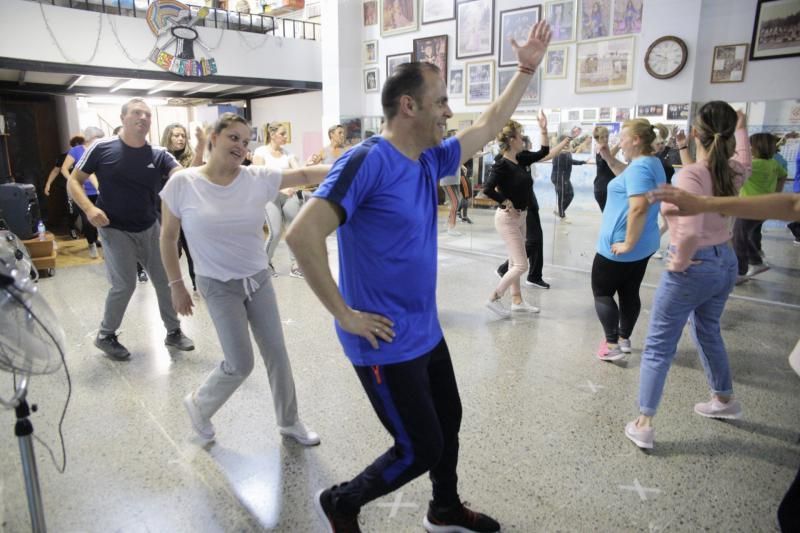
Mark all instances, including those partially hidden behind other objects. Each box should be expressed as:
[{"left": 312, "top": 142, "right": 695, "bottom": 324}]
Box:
[
  {"left": 0, "top": 0, "right": 321, "bottom": 82},
  {"left": 250, "top": 91, "right": 323, "bottom": 160}
]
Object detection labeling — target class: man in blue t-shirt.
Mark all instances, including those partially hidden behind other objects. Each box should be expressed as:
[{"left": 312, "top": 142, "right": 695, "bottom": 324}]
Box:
[
  {"left": 67, "top": 98, "right": 194, "bottom": 361},
  {"left": 287, "top": 21, "right": 553, "bottom": 533}
]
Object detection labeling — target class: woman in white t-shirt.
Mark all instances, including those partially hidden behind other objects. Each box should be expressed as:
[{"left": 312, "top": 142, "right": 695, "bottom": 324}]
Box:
[
  {"left": 253, "top": 122, "right": 305, "bottom": 278},
  {"left": 159, "top": 113, "right": 331, "bottom": 445}
]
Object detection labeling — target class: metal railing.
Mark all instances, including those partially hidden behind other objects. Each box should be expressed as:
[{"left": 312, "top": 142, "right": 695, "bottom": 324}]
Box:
[{"left": 31, "top": 0, "right": 321, "bottom": 40}]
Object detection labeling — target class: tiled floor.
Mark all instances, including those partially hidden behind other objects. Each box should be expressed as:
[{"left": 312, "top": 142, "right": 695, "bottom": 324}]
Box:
[{"left": 1, "top": 203, "right": 798, "bottom": 532}]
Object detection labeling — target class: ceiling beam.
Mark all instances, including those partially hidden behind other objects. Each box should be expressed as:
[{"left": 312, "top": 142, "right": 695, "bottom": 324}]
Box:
[
  {"left": 184, "top": 84, "right": 218, "bottom": 96},
  {"left": 18, "top": 71, "right": 26, "bottom": 85},
  {"left": 147, "top": 81, "right": 180, "bottom": 95},
  {"left": 108, "top": 78, "right": 133, "bottom": 93},
  {"left": 65, "top": 74, "right": 84, "bottom": 90}
]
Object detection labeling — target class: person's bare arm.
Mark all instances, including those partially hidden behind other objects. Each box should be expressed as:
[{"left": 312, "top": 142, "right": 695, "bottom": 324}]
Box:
[
  {"left": 456, "top": 20, "right": 551, "bottom": 164},
  {"left": 67, "top": 167, "right": 109, "bottom": 227},
  {"left": 598, "top": 143, "right": 627, "bottom": 175},
  {"left": 540, "top": 127, "right": 581, "bottom": 161},
  {"left": 43, "top": 166, "right": 59, "bottom": 196},
  {"left": 285, "top": 198, "right": 395, "bottom": 350},
  {"left": 611, "top": 195, "right": 649, "bottom": 255},
  {"left": 190, "top": 126, "right": 206, "bottom": 167},
  {"left": 88, "top": 173, "right": 99, "bottom": 192},
  {"left": 649, "top": 186, "right": 800, "bottom": 221},
  {"left": 159, "top": 203, "right": 193, "bottom": 316},
  {"left": 60, "top": 154, "right": 76, "bottom": 181},
  {"left": 675, "top": 129, "right": 694, "bottom": 165},
  {"left": 280, "top": 165, "right": 332, "bottom": 189}
]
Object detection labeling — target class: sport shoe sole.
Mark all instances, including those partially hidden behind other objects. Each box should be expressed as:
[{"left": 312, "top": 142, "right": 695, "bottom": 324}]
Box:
[
  {"left": 486, "top": 300, "right": 510, "bottom": 319},
  {"left": 423, "top": 513, "right": 500, "bottom": 533},
  {"left": 624, "top": 421, "right": 654, "bottom": 449}
]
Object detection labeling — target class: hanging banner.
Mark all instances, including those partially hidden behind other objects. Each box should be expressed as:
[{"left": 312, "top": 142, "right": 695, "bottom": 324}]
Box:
[{"left": 145, "top": 0, "right": 218, "bottom": 77}]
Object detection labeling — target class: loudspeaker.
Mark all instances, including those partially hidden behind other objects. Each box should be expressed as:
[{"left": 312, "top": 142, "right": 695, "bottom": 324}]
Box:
[{"left": 0, "top": 183, "right": 39, "bottom": 240}]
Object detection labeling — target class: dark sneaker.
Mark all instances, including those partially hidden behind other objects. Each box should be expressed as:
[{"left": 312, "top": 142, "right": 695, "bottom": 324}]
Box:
[
  {"left": 137, "top": 270, "right": 149, "bottom": 283},
  {"left": 315, "top": 488, "right": 361, "bottom": 533},
  {"left": 462, "top": 216, "right": 473, "bottom": 224},
  {"left": 165, "top": 328, "right": 195, "bottom": 351},
  {"left": 268, "top": 262, "right": 278, "bottom": 278},
  {"left": 524, "top": 278, "right": 550, "bottom": 289},
  {"left": 95, "top": 333, "right": 131, "bottom": 361},
  {"left": 423, "top": 501, "right": 500, "bottom": 533}
]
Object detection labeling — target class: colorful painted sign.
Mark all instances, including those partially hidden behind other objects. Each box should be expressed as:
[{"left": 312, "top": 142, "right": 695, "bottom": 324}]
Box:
[{"left": 146, "top": 0, "right": 217, "bottom": 77}]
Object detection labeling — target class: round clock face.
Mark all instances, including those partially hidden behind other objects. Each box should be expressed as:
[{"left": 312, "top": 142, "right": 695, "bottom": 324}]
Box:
[{"left": 646, "top": 37, "right": 687, "bottom": 79}]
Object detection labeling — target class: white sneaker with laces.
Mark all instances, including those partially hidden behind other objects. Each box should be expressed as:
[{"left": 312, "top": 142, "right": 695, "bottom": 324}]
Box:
[
  {"left": 183, "top": 393, "right": 215, "bottom": 441},
  {"left": 624, "top": 420, "right": 654, "bottom": 449},
  {"left": 446, "top": 228, "right": 462, "bottom": 236},
  {"left": 486, "top": 299, "right": 511, "bottom": 319},
  {"left": 694, "top": 397, "right": 742, "bottom": 419},
  {"left": 511, "top": 301, "right": 540, "bottom": 313},
  {"left": 279, "top": 420, "right": 321, "bottom": 446},
  {"left": 88, "top": 243, "right": 98, "bottom": 258},
  {"left": 618, "top": 338, "right": 632, "bottom": 353},
  {"left": 745, "top": 263, "right": 770, "bottom": 277}
]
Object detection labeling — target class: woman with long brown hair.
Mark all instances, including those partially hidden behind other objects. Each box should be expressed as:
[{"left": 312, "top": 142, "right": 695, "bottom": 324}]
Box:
[{"left": 624, "top": 102, "right": 751, "bottom": 450}]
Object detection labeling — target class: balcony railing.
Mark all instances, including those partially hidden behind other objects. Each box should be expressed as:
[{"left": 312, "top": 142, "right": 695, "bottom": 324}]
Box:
[{"left": 30, "top": 0, "right": 321, "bottom": 40}]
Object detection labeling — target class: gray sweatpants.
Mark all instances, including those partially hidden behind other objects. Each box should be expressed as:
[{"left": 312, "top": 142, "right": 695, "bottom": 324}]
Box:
[
  {"left": 98, "top": 222, "right": 180, "bottom": 336},
  {"left": 193, "top": 269, "right": 299, "bottom": 426},
  {"left": 265, "top": 192, "right": 304, "bottom": 263}
]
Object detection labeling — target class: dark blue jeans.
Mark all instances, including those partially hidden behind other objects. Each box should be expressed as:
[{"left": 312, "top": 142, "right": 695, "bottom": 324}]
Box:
[{"left": 638, "top": 244, "right": 737, "bottom": 416}]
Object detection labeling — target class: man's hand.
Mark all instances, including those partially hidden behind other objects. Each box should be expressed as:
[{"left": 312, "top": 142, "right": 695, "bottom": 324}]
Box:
[
  {"left": 611, "top": 241, "right": 632, "bottom": 255},
  {"left": 646, "top": 184, "right": 707, "bottom": 216},
  {"left": 337, "top": 308, "right": 395, "bottom": 350},
  {"left": 537, "top": 109, "right": 548, "bottom": 131},
  {"left": 511, "top": 20, "right": 552, "bottom": 70},
  {"left": 170, "top": 283, "right": 194, "bottom": 316},
  {"left": 86, "top": 206, "right": 110, "bottom": 227}
]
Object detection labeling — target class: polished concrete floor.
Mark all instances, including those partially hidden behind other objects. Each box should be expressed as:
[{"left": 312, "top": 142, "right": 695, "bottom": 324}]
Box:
[{"left": 1, "top": 202, "right": 799, "bottom": 532}]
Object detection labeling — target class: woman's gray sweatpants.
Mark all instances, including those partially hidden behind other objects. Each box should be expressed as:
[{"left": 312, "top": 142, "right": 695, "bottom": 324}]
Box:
[
  {"left": 265, "top": 192, "right": 304, "bottom": 263},
  {"left": 193, "top": 269, "right": 299, "bottom": 427}
]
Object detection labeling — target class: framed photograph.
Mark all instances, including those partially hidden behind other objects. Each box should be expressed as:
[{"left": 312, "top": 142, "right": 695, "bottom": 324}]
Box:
[
  {"left": 465, "top": 59, "right": 494, "bottom": 105},
  {"left": 667, "top": 103, "right": 690, "bottom": 121},
  {"left": 750, "top": 0, "right": 800, "bottom": 60},
  {"left": 599, "top": 106, "right": 611, "bottom": 120},
  {"left": 575, "top": 36, "right": 635, "bottom": 93},
  {"left": 582, "top": 108, "right": 598, "bottom": 121},
  {"left": 386, "top": 52, "right": 412, "bottom": 78},
  {"left": 612, "top": 0, "right": 643, "bottom": 35},
  {"left": 364, "top": 68, "right": 380, "bottom": 93},
  {"left": 578, "top": 0, "right": 611, "bottom": 41},
  {"left": 381, "top": 0, "right": 418, "bottom": 37},
  {"left": 615, "top": 107, "right": 631, "bottom": 121},
  {"left": 363, "top": 0, "right": 378, "bottom": 26},
  {"left": 498, "top": 6, "right": 542, "bottom": 67},
  {"left": 341, "top": 117, "right": 362, "bottom": 146},
  {"left": 456, "top": 0, "right": 494, "bottom": 60},
  {"left": 414, "top": 35, "right": 448, "bottom": 83},
  {"left": 449, "top": 67, "right": 464, "bottom": 95},
  {"left": 568, "top": 110, "right": 580, "bottom": 121},
  {"left": 545, "top": 0, "right": 576, "bottom": 43},
  {"left": 363, "top": 40, "right": 378, "bottom": 64},
  {"left": 711, "top": 43, "right": 749, "bottom": 83},
  {"left": 637, "top": 104, "right": 664, "bottom": 117},
  {"left": 497, "top": 67, "right": 541, "bottom": 106},
  {"left": 544, "top": 45, "right": 569, "bottom": 78},
  {"left": 422, "top": 0, "right": 455, "bottom": 24}
]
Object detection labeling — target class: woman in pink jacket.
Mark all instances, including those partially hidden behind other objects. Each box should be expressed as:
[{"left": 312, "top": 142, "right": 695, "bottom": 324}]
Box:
[{"left": 624, "top": 101, "right": 752, "bottom": 450}]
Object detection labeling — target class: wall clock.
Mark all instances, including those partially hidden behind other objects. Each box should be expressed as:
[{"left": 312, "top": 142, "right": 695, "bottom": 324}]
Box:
[{"left": 644, "top": 36, "right": 688, "bottom": 79}]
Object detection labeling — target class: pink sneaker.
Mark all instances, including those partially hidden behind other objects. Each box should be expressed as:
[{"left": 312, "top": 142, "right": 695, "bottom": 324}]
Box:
[
  {"left": 597, "top": 340, "right": 625, "bottom": 362},
  {"left": 624, "top": 420, "right": 654, "bottom": 449},
  {"left": 694, "top": 397, "right": 742, "bottom": 419}
]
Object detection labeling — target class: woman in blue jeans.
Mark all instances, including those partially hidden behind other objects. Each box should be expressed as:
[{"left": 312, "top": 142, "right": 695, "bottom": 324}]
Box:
[{"left": 624, "top": 102, "right": 752, "bottom": 450}]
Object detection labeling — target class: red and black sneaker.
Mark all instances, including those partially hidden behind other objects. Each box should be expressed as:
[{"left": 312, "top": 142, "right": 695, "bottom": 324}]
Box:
[
  {"left": 314, "top": 488, "right": 362, "bottom": 533},
  {"left": 423, "top": 500, "right": 500, "bottom": 532}
]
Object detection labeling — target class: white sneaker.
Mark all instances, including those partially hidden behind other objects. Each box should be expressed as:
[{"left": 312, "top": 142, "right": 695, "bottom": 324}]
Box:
[
  {"left": 279, "top": 420, "right": 321, "bottom": 446},
  {"left": 745, "top": 263, "right": 770, "bottom": 277},
  {"left": 618, "top": 338, "right": 632, "bottom": 353},
  {"left": 652, "top": 250, "right": 663, "bottom": 260},
  {"left": 88, "top": 243, "right": 98, "bottom": 258},
  {"left": 183, "top": 393, "right": 215, "bottom": 441},
  {"left": 486, "top": 299, "right": 511, "bottom": 319},
  {"left": 446, "top": 228, "right": 462, "bottom": 236},
  {"left": 693, "top": 397, "right": 742, "bottom": 420},
  {"left": 511, "top": 301, "right": 540, "bottom": 313}
]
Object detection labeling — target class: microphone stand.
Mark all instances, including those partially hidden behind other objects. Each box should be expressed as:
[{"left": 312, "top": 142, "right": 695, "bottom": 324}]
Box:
[{"left": 1, "top": 375, "right": 47, "bottom": 532}]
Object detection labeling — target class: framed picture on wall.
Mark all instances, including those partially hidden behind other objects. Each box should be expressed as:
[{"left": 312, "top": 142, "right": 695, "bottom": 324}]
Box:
[
  {"left": 578, "top": 0, "right": 611, "bottom": 41},
  {"left": 575, "top": 36, "right": 635, "bottom": 93},
  {"left": 582, "top": 108, "right": 598, "bottom": 121},
  {"left": 381, "top": 0, "right": 418, "bottom": 37},
  {"left": 544, "top": 45, "right": 568, "bottom": 78},
  {"left": 637, "top": 104, "right": 664, "bottom": 117},
  {"left": 386, "top": 52, "right": 412, "bottom": 78},
  {"left": 615, "top": 107, "right": 631, "bottom": 121},
  {"left": 414, "top": 35, "right": 448, "bottom": 83},
  {"left": 422, "top": 0, "right": 455, "bottom": 24},
  {"left": 364, "top": 68, "right": 380, "bottom": 92},
  {"left": 545, "top": 0, "right": 576, "bottom": 43},
  {"left": 363, "top": 40, "right": 378, "bottom": 64},
  {"left": 666, "top": 103, "right": 690, "bottom": 120},
  {"left": 599, "top": 106, "right": 611, "bottom": 120},
  {"left": 612, "top": 0, "right": 643, "bottom": 35},
  {"left": 363, "top": 0, "right": 378, "bottom": 26},
  {"left": 711, "top": 43, "right": 749, "bottom": 83},
  {"left": 449, "top": 67, "right": 464, "bottom": 96},
  {"left": 567, "top": 110, "right": 580, "bottom": 121},
  {"left": 498, "top": 6, "right": 542, "bottom": 66},
  {"left": 465, "top": 59, "right": 494, "bottom": 105},
  {"left": 456, "top": 0, "right": 494, "bottom": 59},
  {"left": 497, "top": 67, "right": 541, "bottom": 106},
  {"left": 750, "top": 0, "right": 800, "bottom": 60}
]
